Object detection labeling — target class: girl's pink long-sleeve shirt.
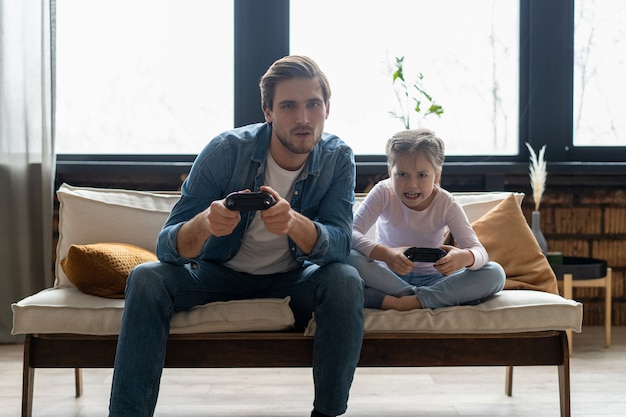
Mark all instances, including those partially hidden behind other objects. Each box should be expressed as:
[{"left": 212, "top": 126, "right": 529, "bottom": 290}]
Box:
[{"left": 352, "top": 179, "right": 489, "bottom": 275}]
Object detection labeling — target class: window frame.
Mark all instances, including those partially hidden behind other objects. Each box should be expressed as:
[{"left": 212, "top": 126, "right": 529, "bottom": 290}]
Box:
[{"left": 56, "top": 0, "right": 626, "bottom": 179}]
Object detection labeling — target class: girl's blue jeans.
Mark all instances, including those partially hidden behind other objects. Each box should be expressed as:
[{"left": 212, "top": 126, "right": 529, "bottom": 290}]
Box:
[
  {"left": 108, "top": 260, "right": 364, "bottom": 417},
  {"left": 348, "top": 249, "right": 506, "bottom": 309}
]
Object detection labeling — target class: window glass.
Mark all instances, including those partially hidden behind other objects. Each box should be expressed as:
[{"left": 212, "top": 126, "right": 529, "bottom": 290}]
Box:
[
  {"left": 290, "top": 0, "right": 519, "bottom": 156},
  {"left": 56, "top": 0, "right": 233, "bottom": 154},
  {"left": 573, "top": 1, "right": 625, "bottom": 147}
]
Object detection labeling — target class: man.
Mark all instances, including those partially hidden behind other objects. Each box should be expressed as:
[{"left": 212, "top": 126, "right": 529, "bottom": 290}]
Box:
[{"left": 108, "top": 55, "right": 364, "bottom": 417}]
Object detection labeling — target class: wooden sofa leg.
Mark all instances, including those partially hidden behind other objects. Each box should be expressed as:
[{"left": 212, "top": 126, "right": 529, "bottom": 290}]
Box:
[
  {"left": 559, "top": 331, "right": 572, "bottom": 417},
  {"left": 558, "top": 362, "right": 571, "bottom": 417},
  {"left": 75, "top": 368, "right": 83, "bottom": 397},
  {"left": 505, "top": 366, "right": 513, "bottom": 396},
  {"left": 22, "top": 335, "right": 34, "bottom": 417}
]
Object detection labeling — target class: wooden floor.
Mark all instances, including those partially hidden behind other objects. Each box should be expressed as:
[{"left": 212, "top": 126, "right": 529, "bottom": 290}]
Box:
[{"left": 1, "top": 326, "right": 624, "bottom": 417}]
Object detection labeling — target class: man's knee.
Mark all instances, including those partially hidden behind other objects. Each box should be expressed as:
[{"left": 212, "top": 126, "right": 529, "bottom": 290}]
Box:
[
  {"left": 125, "top": 261, "right": 177, "bottom": 300},
  {"left": 320, "top": 263, "right": 364, "bottom": 301},
  {"left": 127, "top": 261, "right": 158, "bottom": 288}
]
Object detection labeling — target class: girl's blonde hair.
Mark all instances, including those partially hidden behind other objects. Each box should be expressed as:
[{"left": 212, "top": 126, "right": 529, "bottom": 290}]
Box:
[{"left": 385, "top": 128, "right": 445, "bottom": 173}]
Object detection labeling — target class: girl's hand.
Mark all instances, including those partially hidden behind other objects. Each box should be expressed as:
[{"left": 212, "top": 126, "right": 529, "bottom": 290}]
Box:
[
  {"left": 433, "top": 245, "right": 474, "bottom": 275},
  {"left": 383, "top": 247, "right": 416, "bottom": 276}
]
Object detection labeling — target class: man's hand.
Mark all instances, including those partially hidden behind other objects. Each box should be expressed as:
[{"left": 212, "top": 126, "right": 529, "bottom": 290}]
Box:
[
  {"left": 176, "top": 195, "right": 241, "bottom": 258},
  {"left": 258, "top": 186, "right": 294, "bottom": 236},
  {"left": 205, "top": 199, "right": 241, "bottom": 237},
  {"left": 258, "top": 185, "right": 318, "bottom": 254}
]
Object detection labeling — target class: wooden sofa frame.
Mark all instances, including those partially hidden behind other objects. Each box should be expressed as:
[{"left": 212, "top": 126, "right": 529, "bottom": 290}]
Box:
[{"left": 21, "top": 329, "right": 570, "bottom": 417}]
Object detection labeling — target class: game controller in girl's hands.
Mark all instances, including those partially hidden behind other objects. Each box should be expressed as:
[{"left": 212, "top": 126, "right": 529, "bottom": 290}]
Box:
[{"left": 404, "top": 247, "right": 447, "bottom": 262}]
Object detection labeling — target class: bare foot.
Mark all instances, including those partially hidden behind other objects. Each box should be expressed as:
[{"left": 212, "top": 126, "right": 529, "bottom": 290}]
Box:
[{"left": 381, "top": 295, "right": 422, "bottom": 311}]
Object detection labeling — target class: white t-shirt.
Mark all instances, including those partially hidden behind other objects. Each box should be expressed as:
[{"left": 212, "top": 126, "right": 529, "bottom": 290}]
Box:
[{"left": 224, "top": 152, "right": 303, "bottom": 275}]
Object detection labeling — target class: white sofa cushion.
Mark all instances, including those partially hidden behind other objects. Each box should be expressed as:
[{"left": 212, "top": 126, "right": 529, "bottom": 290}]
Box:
[
  {"left": 304, "top": 290, "right": 582, "bottom": 336},
  {"left": 55, "top": 184, "right": 180, "bottom": 288},
  {"left": 12, "top": 287, "right": 295, "bottom": 335},
  {"left": 13, "top": 287, "right": 581, "bottom": 337},
  {"left": 450, "top": 191, "right": 524, "bottom": 223}
]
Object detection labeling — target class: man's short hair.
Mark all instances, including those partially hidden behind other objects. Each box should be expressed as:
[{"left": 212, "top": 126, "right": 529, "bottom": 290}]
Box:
[{"left": 259, "top": 55, "right": 331, "bottom": 111}]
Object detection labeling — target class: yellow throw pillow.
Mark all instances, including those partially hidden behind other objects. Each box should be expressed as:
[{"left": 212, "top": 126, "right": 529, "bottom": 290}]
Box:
[
  {"left": 471, "top": 194, "right": 559, "bottom": 294},
  {"left": 61, "top": 243, "right": 157, "bottom": 298}
]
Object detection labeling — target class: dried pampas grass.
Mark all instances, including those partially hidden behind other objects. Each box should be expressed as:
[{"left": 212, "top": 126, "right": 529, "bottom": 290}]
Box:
[{"left": 525, "top": 143, "right": 547, "bottom": 211}]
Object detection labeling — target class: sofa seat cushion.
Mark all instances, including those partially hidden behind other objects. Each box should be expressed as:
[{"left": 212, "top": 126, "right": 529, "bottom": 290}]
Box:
[
  {"left": 13, "top": 287, "right": 581, "bottom": 337},
  {"left": 11, "top": 287, "right": 296, "bottom": 336},
  {"left": 304, "top": 290, "right": 582, "bottom": 336}
]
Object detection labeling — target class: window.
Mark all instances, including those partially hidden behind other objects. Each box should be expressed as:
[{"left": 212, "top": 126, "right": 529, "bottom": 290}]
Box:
[
  {"left": 573, "top": 0, "right": 626, "bottom": 147},
  {"left": 56, "top": 0, "right": 233, "bottom": 154},
  {"left": 55, "top": 0, "right": 624, "bottom": 162},
  {"left": 290, "top": 0, "right": 519, "bottom": 156}
]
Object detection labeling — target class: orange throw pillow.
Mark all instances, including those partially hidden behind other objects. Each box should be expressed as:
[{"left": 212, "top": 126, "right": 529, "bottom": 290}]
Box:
[
  {"left": 61, "top": 243, "right": 157, "bottom": 298},
  {"left": 471, "top": 194, "right": 559, "bottom": 294}
]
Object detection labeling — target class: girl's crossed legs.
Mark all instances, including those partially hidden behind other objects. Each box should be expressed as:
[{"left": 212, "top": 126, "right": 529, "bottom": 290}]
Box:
[{"left": 348, "top": 249, "right": 505, "bottom": 310}]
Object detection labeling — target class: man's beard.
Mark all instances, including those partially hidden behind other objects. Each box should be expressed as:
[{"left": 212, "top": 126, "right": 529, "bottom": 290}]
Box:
[{"left": 275, "top": 128, "right": 320, "bottom": 155}]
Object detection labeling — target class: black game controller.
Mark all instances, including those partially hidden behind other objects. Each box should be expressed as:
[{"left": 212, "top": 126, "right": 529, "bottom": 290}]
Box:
[
  {"left": 404, "top": 247, "right": 447, "bottom": 262},
  {"left": 224, "top": 191, "right": 276, "bottom": 211}
]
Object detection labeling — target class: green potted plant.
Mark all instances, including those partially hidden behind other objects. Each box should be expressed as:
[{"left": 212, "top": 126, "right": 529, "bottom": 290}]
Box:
[{"left": 390, "top": 56, "right": 444, "bottom": 129}]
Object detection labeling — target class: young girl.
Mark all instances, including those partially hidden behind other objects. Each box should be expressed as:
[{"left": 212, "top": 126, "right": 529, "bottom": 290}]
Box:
[{"left": 349, "top": 128, "right": 505, "bottom": 310}]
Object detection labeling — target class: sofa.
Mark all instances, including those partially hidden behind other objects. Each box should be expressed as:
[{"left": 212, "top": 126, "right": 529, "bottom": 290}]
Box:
[{"left": 12, "top": 183, "right": 583, "bottom": 417}]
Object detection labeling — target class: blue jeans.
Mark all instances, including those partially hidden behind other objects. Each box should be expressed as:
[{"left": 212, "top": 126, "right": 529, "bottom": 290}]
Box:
[
  {"left": 348, "top": 250, "right": 505, "bottom": 309},
  {"left": 109, "top": 260, "right": 364, "bottom": 417}
]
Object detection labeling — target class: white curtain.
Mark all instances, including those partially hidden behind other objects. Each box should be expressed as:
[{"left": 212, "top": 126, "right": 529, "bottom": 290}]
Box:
[{"left": 0, "top": 0, "right": 55, "bottom": 342}]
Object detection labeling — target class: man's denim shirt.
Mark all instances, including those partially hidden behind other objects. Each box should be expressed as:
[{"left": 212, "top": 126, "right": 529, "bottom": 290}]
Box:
[{"left": 156, "top": 122, "right": 356, "bottom": 268}]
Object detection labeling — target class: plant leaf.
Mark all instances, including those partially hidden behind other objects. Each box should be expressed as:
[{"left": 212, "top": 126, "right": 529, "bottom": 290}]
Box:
[
  {"left": 525, "top": 142, "right": 547, "bottom": 211},
  {"left": 428, "top": 104, "right": 444, "bottom": 117}
]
